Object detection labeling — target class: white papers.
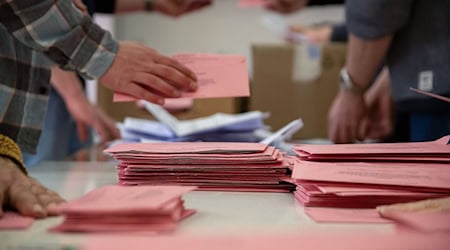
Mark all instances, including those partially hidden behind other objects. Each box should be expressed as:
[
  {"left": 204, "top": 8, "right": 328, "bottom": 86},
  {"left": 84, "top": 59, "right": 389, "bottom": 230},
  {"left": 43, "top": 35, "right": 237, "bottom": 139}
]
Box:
[
  {"left": 143, "top": 101, "right": 268, "bottom": 137},
  {"left": 261, "top": 118, "right": 303, "bottom": 145}
]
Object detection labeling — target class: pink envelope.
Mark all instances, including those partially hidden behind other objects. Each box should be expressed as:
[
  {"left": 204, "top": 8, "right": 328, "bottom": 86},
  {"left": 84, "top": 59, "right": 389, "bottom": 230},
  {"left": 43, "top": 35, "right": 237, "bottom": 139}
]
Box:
[
  {"left": 113, "top": 53, "right": 249, "bottom": 102},
  {"left": 292, "top": 161, "right": 450, "bottom": 190},
  {"left": 294, "top": 135, "right": 450, "bottom": 158},
  {"left": 305, "top": 207, "right": 392, "bottom": 224},
  {"left": 105, "top": 142, "right": 268, "bottom": 154},
  {"left": 0, "top": 212, "right": 34, "bottom": 230},
  {"left": 380, "top": 211, "right": 450, "bottom": 233},
  {"left": 48, "top": 185, "right": 196, "bottom": 214}
]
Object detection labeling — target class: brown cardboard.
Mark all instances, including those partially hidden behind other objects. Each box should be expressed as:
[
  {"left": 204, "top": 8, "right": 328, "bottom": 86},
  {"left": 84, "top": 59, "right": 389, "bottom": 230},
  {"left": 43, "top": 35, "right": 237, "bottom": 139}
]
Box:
[
  {"left": 249, "top": 43, "right": 346, "bottom": 139},
  {"left": 97, "top": 84, "right": 241, "bottom": 122}
]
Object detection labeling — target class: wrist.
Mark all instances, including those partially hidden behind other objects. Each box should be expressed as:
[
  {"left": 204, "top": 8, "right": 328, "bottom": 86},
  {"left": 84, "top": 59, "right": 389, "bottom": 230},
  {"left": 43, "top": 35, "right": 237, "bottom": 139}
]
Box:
[
  {"left": 0, "top": 134, "right": 27, "bottom": 175},
  {"left": 339, "top": 68, "right": 369, "bottom": 95}
]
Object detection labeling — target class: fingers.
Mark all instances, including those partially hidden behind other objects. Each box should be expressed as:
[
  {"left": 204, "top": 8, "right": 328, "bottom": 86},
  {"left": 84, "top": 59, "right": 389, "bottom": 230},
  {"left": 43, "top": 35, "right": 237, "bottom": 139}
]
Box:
[
  {"left": 8, "top": 181, "right": 47, "bottom": 218},
  {"left": 72, "top": 0, "right": 88, "bottom": 15},
  {"left": 119, "top": 82, "right": 165, "bottom": 105},
  {"left": 155, "top": 55, "right": 198, "bottom": 83},
  {"left": 76, "top": 121, "right": 89, "bottom": 143}
]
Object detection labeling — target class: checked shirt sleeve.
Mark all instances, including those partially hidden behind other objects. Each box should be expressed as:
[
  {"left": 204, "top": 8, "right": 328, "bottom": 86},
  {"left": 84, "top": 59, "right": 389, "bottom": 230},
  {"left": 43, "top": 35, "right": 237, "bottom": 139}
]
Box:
[{"left": 0, "top": 0, "right": 118, "bottom": 79}]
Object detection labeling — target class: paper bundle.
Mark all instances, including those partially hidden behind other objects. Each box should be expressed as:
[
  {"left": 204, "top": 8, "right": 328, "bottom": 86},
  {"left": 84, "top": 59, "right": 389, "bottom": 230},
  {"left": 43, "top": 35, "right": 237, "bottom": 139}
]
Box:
[
  {"left": 291, "top": 136, "right": 450, "bottom": 208},
  {"left": 49, "top": 185, "right": 195, "bottom": 233},
  {"left": 105, "top": 142, "right": 295, "bottom": 192}
]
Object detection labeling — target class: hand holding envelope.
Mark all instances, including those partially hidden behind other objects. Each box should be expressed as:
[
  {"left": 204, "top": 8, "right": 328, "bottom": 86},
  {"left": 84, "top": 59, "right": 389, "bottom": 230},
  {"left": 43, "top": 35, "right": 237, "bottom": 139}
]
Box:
[{"left": 114, "top": 53, "right": 249, "bottom": 102}]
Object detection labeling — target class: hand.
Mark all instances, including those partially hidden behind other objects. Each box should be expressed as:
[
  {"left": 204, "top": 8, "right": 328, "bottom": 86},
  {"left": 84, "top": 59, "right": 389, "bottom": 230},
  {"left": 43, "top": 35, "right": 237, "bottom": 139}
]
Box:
[
  {"left": 265, "top": 0, "right": 308, "bottom": 14},
  {"left": 153, "top": 0, "right": 212, "bottom": 16},
  {"left": 99, "top": 41, "right": 198, "bottom": 105},
  {"left": 288, "top": 24, "right": 332, "bottom": 44},
  {"left": 50, "top": 68, "right": 120, "bottom": 144},
  {"left": 72, "top": 0, "right": 88, "bottom": 15},
  {"left": 328, "top": 90, "right": 369, "bottom": 143},
  {"left": 364, "top": 68, "right": 394, "bottom": 140},
  {"left": 0, "top": 157, "right": 65, "bottom": 218},
  {"left": 67, "top": 101, "right": 121, "bottom": 145}
]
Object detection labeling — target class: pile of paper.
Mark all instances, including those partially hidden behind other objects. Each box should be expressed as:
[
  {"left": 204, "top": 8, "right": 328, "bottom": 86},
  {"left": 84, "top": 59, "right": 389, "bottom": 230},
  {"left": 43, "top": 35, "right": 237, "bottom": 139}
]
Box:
[
  {"left": 291, "top": 136, "right": 450, "bottom": 208},
  {"left": 105, "top": 142, "right": 295, "bottom": 192},
  {"left": 119, "top": 109, "right": 268, "bottom": 143},
  {"left": 49, "top": 185, "right": 195, "bottom": 233}
]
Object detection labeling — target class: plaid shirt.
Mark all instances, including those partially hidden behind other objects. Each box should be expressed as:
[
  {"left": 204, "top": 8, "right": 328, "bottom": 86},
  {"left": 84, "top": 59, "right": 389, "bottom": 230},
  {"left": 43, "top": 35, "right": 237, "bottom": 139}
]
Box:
[{"left": 0, "top": 0, "right": 118, "bottom": 153}]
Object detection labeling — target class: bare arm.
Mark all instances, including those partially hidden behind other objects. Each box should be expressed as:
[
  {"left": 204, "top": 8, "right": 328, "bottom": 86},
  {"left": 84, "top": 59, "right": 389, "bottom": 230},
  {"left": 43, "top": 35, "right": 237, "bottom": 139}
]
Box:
[{"left": 327, "top": 34, "right": 393, "bottom": 143}]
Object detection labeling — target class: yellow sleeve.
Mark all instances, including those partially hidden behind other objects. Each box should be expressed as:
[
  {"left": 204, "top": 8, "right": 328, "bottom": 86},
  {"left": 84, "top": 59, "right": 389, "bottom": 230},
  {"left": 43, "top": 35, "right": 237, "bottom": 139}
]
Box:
[{"left": 0, "top": 134, "right": 27, "bottom": 175}]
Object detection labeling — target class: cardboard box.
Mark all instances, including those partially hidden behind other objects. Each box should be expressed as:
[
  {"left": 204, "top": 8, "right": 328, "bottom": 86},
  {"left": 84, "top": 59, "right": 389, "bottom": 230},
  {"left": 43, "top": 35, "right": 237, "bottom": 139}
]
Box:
[
  {"left": 97, "top": 84, "right": 241, "bottom": 122},
  {"left": 249, "top": 43, "right": 347, "bottom": 139}
]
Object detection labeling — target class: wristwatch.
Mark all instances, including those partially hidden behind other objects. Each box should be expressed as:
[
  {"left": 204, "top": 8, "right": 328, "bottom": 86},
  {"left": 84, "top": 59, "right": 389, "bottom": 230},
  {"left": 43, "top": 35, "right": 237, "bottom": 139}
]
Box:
[{"left": 339, "top": 68, "right": 368, "bottom": 94}]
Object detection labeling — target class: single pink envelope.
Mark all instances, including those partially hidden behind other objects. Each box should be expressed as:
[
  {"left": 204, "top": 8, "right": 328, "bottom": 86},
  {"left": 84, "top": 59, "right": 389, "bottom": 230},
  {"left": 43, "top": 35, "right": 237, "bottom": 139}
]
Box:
[
  {"left": 294, "top": 135, "right": 450, "bottom": 158},
  {"left": 292, "top": 161, "right": 450, "bottom": 190},
  {"left": 0, "top": 212, "right": 34, "bottom": 230},
  {"left": 305, "top": 207, "right": 392, "bottom": 224},
  {"left": 105, "top": 142, "right": 268, "bottom": 154},
  {"left": 113, "top": 53, "right": 249, "bottom": 102}
]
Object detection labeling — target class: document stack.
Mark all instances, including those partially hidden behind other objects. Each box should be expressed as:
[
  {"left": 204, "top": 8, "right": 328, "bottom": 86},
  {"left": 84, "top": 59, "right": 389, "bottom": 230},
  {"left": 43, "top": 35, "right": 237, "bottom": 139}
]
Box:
[
  {"left": 49, "top": 185, "right": 195, "bottom": 233},
  {"left": 105, "top": 142, "right": 295, "bottom": 192},
  {"left": 291, "top": 136, "right": 450, "bottom": 208}
]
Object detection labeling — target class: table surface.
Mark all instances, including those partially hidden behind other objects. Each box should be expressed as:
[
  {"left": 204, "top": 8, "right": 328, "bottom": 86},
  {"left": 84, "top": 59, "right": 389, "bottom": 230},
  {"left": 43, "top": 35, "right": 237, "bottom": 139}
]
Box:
[{"left": 1, "top": 161, "right": 395, "bottom": 248}]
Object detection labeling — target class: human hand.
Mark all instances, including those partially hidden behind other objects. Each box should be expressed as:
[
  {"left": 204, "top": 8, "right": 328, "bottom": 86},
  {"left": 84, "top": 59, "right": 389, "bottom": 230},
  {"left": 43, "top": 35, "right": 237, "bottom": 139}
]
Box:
[
  {"left": 328, "top": 90, "right": 369, "bottom": 143},
  {"left": 288, "top": 24, "right": 332, "bottom": 44},
  {"left": 73, "top": 0, "right": 88, "bottom": 15},
  {"left": 153, "top": 0, "right": 212, "bottom": 17},
  {"left": 0, "top": 157, "right": 65, "bottom": 218},
  {"left": 265, "top": 0, "right": 308, "bottom": 14},
  {"left": 50, "top": 68, "right": 120, "bottom": 144},
  {"left": 99, "top": 41, "right": 198, "bottom": 105},
  {"left": 364, "top": 68, "right": 394, "bottom": 140}
]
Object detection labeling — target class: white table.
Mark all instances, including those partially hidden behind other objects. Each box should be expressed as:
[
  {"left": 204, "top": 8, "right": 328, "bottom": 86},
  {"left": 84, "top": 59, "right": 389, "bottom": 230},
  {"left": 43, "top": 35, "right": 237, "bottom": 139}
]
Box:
[{"left": 1, "top": 161, "right": 398, "bottom": 249}]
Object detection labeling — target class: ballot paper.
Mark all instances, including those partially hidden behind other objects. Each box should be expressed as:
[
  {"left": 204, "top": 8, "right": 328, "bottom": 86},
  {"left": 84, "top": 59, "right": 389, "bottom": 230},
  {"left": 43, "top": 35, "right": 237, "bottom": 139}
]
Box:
[
  {"left": 130, "top": 103, "right": 267, "bottom": 137},
  {"left": 304, "top": 207, "right": 392, "bottom": 224},
  {"left": 83, "top": 232, "right": 450, "bottom": 250},
  {"left": 410, "top": 87, "right": 450, "bottom": 103},
  {"left": 294, "top": 135, "right": 450, "bottom": 161},
  {"left": 114, "top": 53, "right": 249, "bottom": 102},
  {"left": 49, "top": 185, "right": 195, "bottom": 233},
  {"left": 0, "top": 212, "right": 34, "bottom": 230},
  {"left": 380, "top": 211, "right": 450, "bottom": 233},
  {"left": 291, "top": 136, "right": 450, "bottom": 208},
  {"left": 261, "top": 13, "right": 308, "bottom": 43},
  {"left": 106, "top": 142, "right": 295, "bottom": 192}
]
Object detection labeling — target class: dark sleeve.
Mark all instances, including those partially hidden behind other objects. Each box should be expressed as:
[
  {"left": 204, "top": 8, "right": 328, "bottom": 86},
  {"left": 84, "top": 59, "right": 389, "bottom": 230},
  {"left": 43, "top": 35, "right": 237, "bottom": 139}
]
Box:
[
  {"left": 308, "top": 0, "right": 345, "bottom": 6},
  {"left": 83, "top": 0, "right": 117, "bottom": 15},
  {"left": 346, "top": 0, "right": 414, "bottom": 39},
  {"left": 330, "top": 23, "right": 347, "bottom": 42}
]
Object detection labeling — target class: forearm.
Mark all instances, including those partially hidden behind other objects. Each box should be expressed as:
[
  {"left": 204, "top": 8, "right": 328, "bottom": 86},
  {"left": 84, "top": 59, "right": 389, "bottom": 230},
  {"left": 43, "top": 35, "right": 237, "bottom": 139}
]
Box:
[
  {"left": 50, "top": 67, "right": 86, "bottom": 103},
  {"left": 346, "top": 33, "right": 393, "bottom": 90},
  {"left": 0, "top": 0, "right": 118, "bottom": 79}
]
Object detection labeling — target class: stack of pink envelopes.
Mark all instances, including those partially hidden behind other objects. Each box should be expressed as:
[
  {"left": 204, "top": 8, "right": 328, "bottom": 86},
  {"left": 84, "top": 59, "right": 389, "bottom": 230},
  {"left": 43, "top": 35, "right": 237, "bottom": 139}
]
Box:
[
  {"left": 105, "top": 142, "right": 295, "bottom": 192},
  {"left": 49, "top": 185, "right": 195, "bottom": 233},
  {"left": 291, "top": 136, "right": 450, "bottom": 208}
]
